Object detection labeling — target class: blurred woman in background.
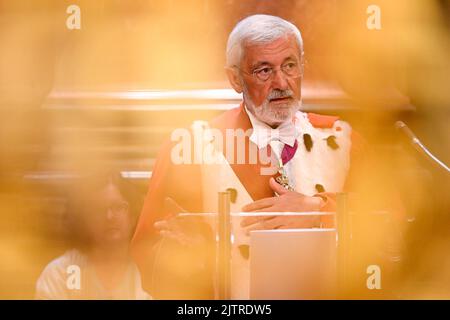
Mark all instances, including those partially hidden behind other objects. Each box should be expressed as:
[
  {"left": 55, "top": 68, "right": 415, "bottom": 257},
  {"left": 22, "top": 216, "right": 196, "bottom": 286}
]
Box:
[{"left": 35, "top": 171, "right": 151, "bottom": 300}]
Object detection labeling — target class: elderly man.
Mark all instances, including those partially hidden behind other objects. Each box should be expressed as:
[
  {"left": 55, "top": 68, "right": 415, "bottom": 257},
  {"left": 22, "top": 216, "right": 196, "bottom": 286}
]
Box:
[{"left": 131, "top": 14, "right": 367, "bottom": 299}]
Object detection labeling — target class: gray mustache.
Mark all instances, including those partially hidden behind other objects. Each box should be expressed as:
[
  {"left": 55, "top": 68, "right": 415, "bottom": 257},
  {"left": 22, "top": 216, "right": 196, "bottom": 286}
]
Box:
[{"left": 267, "top": 89, "right": 293, "bottom": 100}]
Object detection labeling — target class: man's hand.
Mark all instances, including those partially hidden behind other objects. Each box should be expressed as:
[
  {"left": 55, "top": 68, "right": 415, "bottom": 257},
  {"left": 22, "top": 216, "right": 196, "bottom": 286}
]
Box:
[
  {"left": 153, "top": 198, "right": 213, "bottom": 277},
  {"left": 240, "top": 177, "right": 325, "bottom": 234},
  {"left": 154, "top": 197, "right": 211, "bottom": 247}
]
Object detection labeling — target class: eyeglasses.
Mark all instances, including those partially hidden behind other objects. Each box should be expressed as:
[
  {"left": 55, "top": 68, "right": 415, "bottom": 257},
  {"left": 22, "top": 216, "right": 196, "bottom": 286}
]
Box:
[
  {"left": 93, "top": 201, "right": 130, "bottom": 216},
  {"left": 236, "top": 61, "right": 302, "bottom": 83}
]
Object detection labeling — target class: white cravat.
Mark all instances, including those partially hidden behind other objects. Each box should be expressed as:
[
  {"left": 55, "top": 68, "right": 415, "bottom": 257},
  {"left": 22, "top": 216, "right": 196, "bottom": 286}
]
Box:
[
  {"left": 245, "top": 105, "right": 299, "bottom": 189},
  {"left": 245, "top": 105, "right": 299, "bottom": 149}
]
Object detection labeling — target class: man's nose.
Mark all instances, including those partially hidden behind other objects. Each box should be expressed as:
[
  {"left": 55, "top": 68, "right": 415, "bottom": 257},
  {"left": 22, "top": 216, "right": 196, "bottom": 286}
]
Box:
[{"left": 271, "top": 69, "right": 289, "bottom": 90}]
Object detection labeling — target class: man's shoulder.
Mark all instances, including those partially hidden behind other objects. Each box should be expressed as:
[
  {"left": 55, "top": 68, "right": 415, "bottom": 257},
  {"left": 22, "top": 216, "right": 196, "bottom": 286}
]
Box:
[
  {"left": 163, "top": 104, "right": 243, "bottom": 144},
  {"left": 306, "top": 112, "right": 341, "bottom": 129},
  {"left": 209, "top": 103, "right": 248, "bottom": 131}
]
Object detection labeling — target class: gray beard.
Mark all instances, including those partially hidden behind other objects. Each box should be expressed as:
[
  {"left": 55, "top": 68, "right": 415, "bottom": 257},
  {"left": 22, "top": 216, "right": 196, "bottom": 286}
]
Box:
[{"left": 243, "top": 87, "right": 301, "bottom": 128}]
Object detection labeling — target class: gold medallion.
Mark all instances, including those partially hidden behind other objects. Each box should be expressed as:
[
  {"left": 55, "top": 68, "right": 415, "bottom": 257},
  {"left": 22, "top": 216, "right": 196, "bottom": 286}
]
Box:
[{"left": 275, "top": 159, "right": 294, "bottom": 191}]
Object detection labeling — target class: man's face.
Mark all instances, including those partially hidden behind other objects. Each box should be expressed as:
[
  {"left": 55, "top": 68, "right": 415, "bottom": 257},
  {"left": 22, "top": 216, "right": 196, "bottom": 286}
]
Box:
[{"left": 239, "top": 35, "right": 302, "bottom": 127}]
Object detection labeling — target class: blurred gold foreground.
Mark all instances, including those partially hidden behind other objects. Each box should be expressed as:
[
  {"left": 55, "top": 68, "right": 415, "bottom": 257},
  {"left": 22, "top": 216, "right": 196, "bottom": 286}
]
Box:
[{"left": 0, "top": 0, "right": 448, "bottom": 299}]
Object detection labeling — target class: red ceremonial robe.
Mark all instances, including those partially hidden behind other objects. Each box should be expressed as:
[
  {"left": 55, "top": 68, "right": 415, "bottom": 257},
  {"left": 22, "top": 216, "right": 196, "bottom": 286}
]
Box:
[{"left": 131, "top": 102, "right": 374, "bottom": 299}]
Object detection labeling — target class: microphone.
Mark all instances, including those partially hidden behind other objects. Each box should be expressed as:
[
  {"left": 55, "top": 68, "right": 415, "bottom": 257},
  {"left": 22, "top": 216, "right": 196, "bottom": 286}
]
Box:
[{"left": 395, "top": 121, "right": 450, "bottom": 174}]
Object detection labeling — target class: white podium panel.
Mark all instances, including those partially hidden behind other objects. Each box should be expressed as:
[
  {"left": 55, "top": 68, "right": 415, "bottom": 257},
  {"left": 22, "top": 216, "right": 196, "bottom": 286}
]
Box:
[{"left": 250, "top": 228, "right": 337, "bottom": 300}]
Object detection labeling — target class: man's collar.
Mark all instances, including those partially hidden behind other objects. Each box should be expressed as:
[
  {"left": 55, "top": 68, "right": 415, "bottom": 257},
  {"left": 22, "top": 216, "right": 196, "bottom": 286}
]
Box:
[{"left": 244, "top": 104, "right": 299, "bottom": 149}]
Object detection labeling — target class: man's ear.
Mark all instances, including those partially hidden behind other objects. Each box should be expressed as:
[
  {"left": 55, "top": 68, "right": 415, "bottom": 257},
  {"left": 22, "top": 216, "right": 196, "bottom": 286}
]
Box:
[{"left": 225, "top": 67, "right": 243, "bottom": 93}]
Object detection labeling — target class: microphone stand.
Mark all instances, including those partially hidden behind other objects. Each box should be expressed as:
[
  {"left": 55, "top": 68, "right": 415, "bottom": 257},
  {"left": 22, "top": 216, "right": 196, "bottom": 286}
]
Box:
[
  {"left": 395, "top": 121, "right": 450, "bottom": 174},
  {"left": 216, "top": 191, "right": 231, "bottom": 300}
]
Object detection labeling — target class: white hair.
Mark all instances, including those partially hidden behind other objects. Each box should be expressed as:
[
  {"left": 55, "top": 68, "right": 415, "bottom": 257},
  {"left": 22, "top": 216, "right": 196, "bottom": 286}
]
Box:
[{"left": 226, "top": 14, "right": 304, "bottom": 68}]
